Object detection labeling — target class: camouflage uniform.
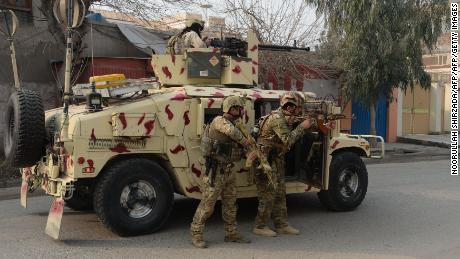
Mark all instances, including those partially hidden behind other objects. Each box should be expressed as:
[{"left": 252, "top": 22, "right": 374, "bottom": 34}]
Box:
[
  {"left": 191, "top": 98, "right": 250, "bottom": 248},
  {"left": 167, "top": 19, "right": 207, "bottom": 55},
  {"left": 254, "top": 107, "right": 316, "bottom": 232},
  {"left": 173, "top": 31, "right": 206, "bottom": 55}
]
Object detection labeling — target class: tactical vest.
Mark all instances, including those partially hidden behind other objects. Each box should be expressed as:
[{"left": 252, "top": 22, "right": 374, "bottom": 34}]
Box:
[
  {"left": 200, "top": 117, "right": 244, "bottom": 163},
  {"left": 256, "top": 110, "right": 287, "bottom": 151}
]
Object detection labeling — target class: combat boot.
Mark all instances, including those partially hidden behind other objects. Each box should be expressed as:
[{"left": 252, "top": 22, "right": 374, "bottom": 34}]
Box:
[
  {"left": 252, "top": 227, "right": 277, "bottom": 237},
  {"left": 224, "top": 232, "right": 251, "bottom": 243},
  {"left": 276, "top": 225, "right": 300, "bottom": 235},
  {"left": 191, "top": 233, "right": 208, "bottom": 248}
]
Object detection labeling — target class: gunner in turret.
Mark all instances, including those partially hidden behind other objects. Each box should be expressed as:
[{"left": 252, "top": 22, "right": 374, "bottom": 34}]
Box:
[{"left": 167, "top": 19, "right": 207, "bottom": 55}]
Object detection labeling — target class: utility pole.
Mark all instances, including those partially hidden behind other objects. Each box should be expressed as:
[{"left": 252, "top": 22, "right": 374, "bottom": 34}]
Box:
[{"left": 200, "top": 4, "right": 213, "bottom": 27}]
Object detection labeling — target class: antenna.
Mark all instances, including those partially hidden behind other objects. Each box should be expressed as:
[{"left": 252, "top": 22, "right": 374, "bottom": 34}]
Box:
[
  {"left": 52, "top": 0, "right": 86, "bottom": 141},
  {"left": 0, "top": 9, "right": 20, "bottom": 90}
]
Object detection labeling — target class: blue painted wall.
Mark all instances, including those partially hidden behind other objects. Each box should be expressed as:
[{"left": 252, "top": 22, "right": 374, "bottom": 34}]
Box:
[{"left": 351, "top": 95, "right": 387, "bottom": 141}]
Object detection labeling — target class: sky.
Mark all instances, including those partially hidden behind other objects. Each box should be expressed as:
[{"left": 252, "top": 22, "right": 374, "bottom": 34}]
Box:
[{"left": 92, "top": 0, "right": 324, "bottom": 46}]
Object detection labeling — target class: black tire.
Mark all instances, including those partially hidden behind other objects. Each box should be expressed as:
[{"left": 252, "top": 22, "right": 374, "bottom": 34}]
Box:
[
  {"left": 65, "top": 182, "right": 93, "bottom": 211},
  {"left": 3, "top": 90, "right": 45, "bottom": 167},
  {"left": 93, "top": 158, "right": 174, "bottom": 236},
  {"left": 318, "top": 151, "right": 368, "bottom": 211}
]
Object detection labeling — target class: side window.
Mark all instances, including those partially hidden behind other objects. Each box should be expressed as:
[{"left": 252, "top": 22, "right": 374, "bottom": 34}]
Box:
[
  {"left": 254, "top": 100, "right": 279, "bottom": 121},
  {"left": 197, "top": 98, "right": 223, "bottom": 136},
  {"left": 204, "top": 108, "right": 222, "bottom": 124}
]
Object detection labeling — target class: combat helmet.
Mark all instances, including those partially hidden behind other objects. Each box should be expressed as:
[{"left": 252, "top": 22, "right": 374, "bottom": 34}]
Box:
[
  {"left": 223, "top": 96, "right": 245, "bottom": 113},
  {"left": 280, "top": 92, "right": 298, "bottom": 107},
  {"left": 294, "top": 91, "right": 305, "bottom": 107}
]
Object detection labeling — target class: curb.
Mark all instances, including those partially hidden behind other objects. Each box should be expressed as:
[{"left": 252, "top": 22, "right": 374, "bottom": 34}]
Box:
[{"left": 397, "top": 137, "right": 450, "bottom": 149}]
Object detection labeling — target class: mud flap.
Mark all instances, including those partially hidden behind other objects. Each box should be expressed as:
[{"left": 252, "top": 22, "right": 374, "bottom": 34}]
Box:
[
  {"left": 45, "top": 198, "right": 64, "bottom": 239},
  {"left": 20, "top": 168, "right": 31, "bottom": 208},
  {"left": 20, "top": 181, "right": 28, "bottom": 208}
]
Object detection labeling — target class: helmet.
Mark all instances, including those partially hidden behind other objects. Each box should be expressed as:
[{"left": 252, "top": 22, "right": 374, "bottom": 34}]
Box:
[
  {"left": 223, "top": 96, "right": 245, "bottom": 113},
  {"left": 280, "top": 92, "right": 298, "bottom": 107},
  {"left": 186, "top": 19, "right": 205, "bottom": 28},
  {"left": 294, "top": 91, "right": 305, "bottom": 107}
]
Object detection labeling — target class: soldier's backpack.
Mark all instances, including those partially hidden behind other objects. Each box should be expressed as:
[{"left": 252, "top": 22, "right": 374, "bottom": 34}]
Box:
[{"left": 252, "top": 113, "right": 272, "bottom": 140}]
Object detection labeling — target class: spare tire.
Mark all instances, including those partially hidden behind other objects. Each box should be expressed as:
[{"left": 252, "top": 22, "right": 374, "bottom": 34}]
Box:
[{"left": 3, "top": 89, "right": 46, "bottom": 167}]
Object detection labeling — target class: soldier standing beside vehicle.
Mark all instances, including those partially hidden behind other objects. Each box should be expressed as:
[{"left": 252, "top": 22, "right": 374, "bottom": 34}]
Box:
[
  {"left": 190, "top": 96, "right": 252, "bottom": 248},
  {"left": 253, "top": 92, "right": 316, "bottom": 237},
  {"left": 167, "top": 19, "right": 207, "bottom": 55}
]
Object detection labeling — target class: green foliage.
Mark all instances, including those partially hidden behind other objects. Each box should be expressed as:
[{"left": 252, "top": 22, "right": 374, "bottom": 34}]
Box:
[{"left": 307, "top": 0, "right": 449, "bottom": 106}]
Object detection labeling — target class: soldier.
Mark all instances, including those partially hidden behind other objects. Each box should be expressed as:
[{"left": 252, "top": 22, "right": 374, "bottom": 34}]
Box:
[
  {"left": 253, "top": 91, "right": 316, "bottom": 237},
  {"left": 190, "top": 96, "right": 252, "bottom": 248},
  {"left": 167, "top": 19, "right": 207, "bottom": 55}
]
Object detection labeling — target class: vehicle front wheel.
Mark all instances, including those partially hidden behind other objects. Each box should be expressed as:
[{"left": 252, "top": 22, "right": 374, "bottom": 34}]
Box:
[
  {"left": 318, "top": 151, "right": 368, "bottom": 211},
  {"left": 65, "top": 182, "right": 93, "bottom": 211},
  {"left": 93, "top": 158, "right": 174, "bottom": 236}
]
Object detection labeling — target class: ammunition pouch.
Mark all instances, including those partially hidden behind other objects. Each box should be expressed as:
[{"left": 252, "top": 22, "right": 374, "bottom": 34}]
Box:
[
  {"left": 257, "top": 139, "right": 285, "bottom": 154},
  {"left": 200, "top": 132, "right": 244, "bottom": 163},
  {"left": 200, "top": 130, "right": 215, "bottom": 157},
  {"left": 258, "top": 145, "right": 276, "bottom": 165},
  {"left": 213, "top": 142, "right": 244, "bottom": 162},
  {"left": 200, "top": 124, "right": 244, "bottom": 162}
]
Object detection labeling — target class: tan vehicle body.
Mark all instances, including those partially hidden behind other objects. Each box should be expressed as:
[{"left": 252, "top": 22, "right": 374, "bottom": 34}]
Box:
[
  {"left": 35, "top": 86, "right": 371, "bottom": 200},
  {"left": 17, "top": 32, "right": 382, "bottom": 238}
]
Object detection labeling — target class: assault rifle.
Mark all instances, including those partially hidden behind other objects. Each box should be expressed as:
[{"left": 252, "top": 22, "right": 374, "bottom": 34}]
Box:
[
  {"left": 234, "top": 120, "right": 274, "bottom": 187},
  {"left": 204, "top": 156, "right": 218, "bottom": 187},
  {"left": 291, "top": 109, "right": 349, "bottom": 135}
]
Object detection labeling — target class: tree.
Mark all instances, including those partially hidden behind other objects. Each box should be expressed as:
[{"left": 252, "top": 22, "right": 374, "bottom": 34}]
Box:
[
  {"left": 221, "top": 0, "right": 323, "bottom": 46},
  {"left": 92, "top": 0, "right": 204, "bottom": 27},
  {"left": 306, "top": 0, "right": 449, "bottom": 137},
  {"left": 93, "top": 0, "right": 324, "bottom": 46}
]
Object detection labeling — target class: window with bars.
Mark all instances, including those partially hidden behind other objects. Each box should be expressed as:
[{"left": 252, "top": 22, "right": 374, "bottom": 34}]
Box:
[{"left": 0, "top": 0, "right": 32, "bottom": 12}]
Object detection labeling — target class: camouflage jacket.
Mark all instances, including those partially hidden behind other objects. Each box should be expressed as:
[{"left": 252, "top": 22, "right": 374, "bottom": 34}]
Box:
[
  {"left": 169, "top": 31, "right": 206, "bottom": 55},
  {"left": 257, "top": 108, "right": 309, "bottom": 153},
  {"left": 208, "top": 116, "right": 246, "bottom": 146},
  {"left": 203, "top": 115, "right": 247, "bottom": 162}
]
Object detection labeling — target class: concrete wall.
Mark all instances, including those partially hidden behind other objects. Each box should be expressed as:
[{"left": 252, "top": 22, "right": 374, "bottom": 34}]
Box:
[
  {"left": 0, "top": 6, "right": 64, "bottom": 150},
  {"left": 341, "top": 101, "right": 352, "bottom": 133},
  {"left": 387, "top": 88, "right": 399, "bottom": 143},
  {"left": 0, "top": 3, "right": 154, "bottom": 151},
  {"left": 444, "top": 82, "right": 451, "bottom": 132},
  {"left": 302, "top": 79, "right": 338, "bottom": 99},
  {"left": 429, "top": 82, "right": 444, "bottom": 134}
]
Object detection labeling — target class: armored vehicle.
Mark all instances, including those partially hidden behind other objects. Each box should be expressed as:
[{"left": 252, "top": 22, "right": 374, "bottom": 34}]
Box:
[{"left": 3, "top": 32, "right": 383, "bottom": 239}]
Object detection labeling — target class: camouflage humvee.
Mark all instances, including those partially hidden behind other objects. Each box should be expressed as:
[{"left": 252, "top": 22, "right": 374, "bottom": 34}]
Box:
[{"left": 2, "top": 32, "right": 383, "bottom": 239}]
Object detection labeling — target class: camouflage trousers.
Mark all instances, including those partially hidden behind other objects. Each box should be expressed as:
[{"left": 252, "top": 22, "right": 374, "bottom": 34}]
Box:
[
  {"left": 254, "top": 156, "right": 288, "bottom": 229},
  {"left": 190, "top": 163, "right": 239, "bottom": 237}
]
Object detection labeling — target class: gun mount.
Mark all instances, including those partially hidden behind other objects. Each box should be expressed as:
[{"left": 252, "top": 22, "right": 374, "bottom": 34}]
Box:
[
  {"left": 209, "top": 37, "right": 248, "bottom": 57},
  {"left": 151, "top": 31, "right": 260, "bottom": 87}
]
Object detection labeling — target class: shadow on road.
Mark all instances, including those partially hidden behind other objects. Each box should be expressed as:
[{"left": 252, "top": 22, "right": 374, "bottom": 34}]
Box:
[{"left": 61, "top": 192, "right": 325, "bottom": 247}]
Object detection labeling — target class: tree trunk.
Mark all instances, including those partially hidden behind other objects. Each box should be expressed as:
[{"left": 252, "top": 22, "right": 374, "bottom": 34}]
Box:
[{"left": 369, "top": 101, "right": 377, "bottom": 147}]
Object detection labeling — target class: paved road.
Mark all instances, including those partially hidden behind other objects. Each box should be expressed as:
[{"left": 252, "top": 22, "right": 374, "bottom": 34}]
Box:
[{"left": 0, "top": 160, "right": 457, "bottom": 259}]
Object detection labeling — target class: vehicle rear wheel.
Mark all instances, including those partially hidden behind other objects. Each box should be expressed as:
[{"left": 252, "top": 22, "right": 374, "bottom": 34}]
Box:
[
  {"left": 3, "top": 90, "right": 45, "bottom": 167},
  {"left": 318, "top": 151, "right": 368, "bottom": 211},
  {"left": 93, "top": 158, "right": 174, "bottom": 236}
]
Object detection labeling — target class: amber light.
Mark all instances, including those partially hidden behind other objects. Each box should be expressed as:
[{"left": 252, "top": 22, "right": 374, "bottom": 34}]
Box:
[{"left": 82, "top": 167, "right": 94, "bottom": 174}]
